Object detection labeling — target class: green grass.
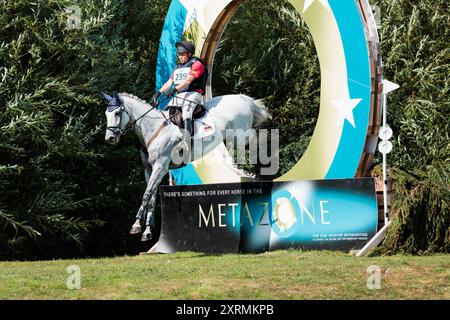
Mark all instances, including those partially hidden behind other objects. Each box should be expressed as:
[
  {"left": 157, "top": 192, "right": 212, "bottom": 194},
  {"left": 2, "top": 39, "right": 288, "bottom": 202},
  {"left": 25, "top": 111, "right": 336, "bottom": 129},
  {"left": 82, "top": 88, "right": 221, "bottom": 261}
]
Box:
[{"left": 0, "top": 250, "right": 448, "bottom": 300}]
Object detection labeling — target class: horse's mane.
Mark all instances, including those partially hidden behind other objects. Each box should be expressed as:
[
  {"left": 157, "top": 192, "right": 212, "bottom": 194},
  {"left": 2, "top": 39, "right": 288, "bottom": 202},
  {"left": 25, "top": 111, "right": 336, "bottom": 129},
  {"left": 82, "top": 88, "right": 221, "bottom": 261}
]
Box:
[{"left": 119, "top": 92, "right": 150, "bottom": 107}]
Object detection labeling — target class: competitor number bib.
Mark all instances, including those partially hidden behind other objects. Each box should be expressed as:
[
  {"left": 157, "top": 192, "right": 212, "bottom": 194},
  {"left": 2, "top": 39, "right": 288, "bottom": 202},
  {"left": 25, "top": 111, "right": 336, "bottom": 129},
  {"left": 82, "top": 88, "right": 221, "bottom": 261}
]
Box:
[{"left": 173, "top": 67, "right": 190, "bottom": 85}]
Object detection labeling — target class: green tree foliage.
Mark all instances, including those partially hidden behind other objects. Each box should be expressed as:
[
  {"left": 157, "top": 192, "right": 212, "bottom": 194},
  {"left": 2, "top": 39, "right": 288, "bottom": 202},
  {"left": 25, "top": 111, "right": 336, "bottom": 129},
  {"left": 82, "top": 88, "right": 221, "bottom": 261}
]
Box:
[
  {"left": 0, "top": 0, "right": 447, "bottom": 259},
  {"left": 369, "top": 0, "right": 449, "bottom": 254},
  {"left": 0, "top": 0, "right": 169, "bottom": 260}
]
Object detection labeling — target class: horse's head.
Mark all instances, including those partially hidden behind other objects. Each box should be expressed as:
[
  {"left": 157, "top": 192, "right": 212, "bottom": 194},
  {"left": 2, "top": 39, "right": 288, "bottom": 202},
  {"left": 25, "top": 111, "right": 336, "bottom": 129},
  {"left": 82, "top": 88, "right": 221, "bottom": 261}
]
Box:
[{"left": 102, "top": 92, "right": 131, "bottom": 144}]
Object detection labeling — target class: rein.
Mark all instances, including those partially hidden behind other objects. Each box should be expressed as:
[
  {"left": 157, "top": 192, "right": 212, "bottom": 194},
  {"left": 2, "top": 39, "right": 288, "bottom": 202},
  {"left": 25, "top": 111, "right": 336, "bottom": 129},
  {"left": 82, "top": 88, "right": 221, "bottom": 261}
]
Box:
[
  {"left": 106, "top": 92, "right": 199, "bottom": 149},
  {"left": 168, "top": 92, "right": 204, "bottom": 107},
  {"left": 106, "top": 95, "right": 175, "bottom": 148}
]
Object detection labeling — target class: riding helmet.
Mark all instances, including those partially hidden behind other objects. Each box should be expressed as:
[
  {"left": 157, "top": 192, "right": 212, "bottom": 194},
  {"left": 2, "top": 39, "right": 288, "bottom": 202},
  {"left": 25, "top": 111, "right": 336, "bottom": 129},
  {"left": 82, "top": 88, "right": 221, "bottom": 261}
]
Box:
[{"left": 176, "top": 41, "right": 195, "bottom": 54}]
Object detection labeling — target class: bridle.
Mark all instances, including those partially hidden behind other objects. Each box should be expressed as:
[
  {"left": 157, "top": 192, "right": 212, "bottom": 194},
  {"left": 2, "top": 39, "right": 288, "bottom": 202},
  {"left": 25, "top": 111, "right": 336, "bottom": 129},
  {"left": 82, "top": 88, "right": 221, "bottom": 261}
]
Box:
[
  {"left": 106, "top": 104, "right": 132, "bottom": 137},
  {"left": 106, "top": 102, "right": 161, "bottom": 138}
]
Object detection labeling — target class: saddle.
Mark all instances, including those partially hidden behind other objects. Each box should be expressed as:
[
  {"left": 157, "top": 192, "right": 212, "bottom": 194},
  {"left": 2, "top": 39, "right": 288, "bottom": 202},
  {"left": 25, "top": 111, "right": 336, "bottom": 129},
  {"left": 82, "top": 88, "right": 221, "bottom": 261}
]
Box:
[{"left": 168, "top": 104, "right": 206, "bottom": 133}]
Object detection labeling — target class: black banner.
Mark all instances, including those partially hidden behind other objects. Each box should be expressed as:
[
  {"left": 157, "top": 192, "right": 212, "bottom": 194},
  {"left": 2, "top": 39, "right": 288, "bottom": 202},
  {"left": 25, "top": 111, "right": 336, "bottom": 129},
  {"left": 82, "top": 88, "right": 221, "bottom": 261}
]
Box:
[{"left": 156, "top": 179, "right": 378, "bottom": 253}]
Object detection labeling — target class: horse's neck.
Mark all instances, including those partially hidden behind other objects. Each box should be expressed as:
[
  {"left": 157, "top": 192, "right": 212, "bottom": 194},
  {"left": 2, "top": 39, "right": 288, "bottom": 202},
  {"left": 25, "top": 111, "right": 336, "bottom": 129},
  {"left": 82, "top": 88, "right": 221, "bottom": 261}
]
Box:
[{"left": 122, "top": 96, "right": 164, "bottom": 146}]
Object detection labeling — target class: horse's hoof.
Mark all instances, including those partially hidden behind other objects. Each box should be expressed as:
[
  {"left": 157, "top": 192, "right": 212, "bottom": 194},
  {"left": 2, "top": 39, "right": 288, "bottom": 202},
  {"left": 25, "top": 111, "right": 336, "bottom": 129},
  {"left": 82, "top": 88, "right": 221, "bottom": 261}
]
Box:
[
  {"left": 141, "top": 231, "right": 152, "bottom": 242},
  {"left": 130, "top": 224, "right": 142, "bottom": 235}
]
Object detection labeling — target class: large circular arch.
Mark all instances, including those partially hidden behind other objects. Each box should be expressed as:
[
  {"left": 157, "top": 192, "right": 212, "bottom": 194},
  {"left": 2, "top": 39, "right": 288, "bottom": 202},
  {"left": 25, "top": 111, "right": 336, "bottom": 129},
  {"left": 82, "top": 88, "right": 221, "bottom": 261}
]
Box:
[{"left": 155, "top": 0, "right": 383, "bottom": 185}]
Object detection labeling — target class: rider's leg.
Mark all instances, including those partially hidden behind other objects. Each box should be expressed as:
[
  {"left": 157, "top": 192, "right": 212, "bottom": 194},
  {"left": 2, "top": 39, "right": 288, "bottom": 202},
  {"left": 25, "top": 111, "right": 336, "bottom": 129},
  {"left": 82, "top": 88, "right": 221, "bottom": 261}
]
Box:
[
  {"left": 180, "top": 92, "right": 201, "bottom": 163},
  {"left": 180, "top": 92, "right": 202, "bottom": 124}
]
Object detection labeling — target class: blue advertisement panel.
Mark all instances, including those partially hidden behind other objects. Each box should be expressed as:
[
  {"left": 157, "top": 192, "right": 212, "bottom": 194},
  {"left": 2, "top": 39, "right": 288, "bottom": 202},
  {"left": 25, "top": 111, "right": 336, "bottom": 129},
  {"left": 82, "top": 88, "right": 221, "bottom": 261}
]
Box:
[
  {"left": 267, "top": 179, "right": 379, "bottom": 251},
  {"left": 157, "top": 178, "right": 378, "bottom": 253}
]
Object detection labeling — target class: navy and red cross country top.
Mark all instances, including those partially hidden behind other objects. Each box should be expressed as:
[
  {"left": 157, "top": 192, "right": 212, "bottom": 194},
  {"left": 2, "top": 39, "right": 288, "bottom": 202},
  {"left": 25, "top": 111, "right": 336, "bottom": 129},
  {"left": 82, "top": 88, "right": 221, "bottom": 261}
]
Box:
[{"left": 170, "top": 57, "right": 207, "bottom": 95}]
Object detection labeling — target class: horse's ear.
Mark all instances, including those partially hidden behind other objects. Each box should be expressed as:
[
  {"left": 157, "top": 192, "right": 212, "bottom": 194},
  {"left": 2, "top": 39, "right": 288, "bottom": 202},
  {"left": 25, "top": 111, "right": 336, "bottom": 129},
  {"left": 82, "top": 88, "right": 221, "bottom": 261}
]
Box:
[
  {"left": 101, "top": 92, "right": 114, "bottom": 103},
  {"left": 114, "top": 93, "right": 124, "bottom": 105}
]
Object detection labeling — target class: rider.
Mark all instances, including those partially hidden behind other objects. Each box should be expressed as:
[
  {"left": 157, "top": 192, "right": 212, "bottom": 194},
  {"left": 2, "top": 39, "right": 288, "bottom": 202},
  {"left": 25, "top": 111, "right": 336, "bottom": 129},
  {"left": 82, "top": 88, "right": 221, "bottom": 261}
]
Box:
[{"left": 153, "top": 41, "right": 207, "bottom": 161}]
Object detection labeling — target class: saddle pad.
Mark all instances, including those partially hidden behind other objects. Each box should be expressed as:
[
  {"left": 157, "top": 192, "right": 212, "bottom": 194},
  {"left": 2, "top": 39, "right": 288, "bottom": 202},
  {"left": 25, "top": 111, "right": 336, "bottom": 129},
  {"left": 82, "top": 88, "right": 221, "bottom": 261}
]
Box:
[{"left": 193, "top": 112, "right": 216, "bottom": 140}]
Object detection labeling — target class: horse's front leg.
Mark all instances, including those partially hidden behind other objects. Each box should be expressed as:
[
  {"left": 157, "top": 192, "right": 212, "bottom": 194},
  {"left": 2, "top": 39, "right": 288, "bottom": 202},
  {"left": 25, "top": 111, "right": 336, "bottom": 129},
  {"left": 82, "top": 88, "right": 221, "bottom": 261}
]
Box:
[
  {"left": 130, "top": 205, "right": 147, "bottom": 235},
  {"left": 141, "top": 192, "right": 158, "bottom": 241},
  {"left": 130, "top": 150, "right": 153, "bottom": 234},
  {"left": 138, "top": 161, "right": 168, "bottom": 241},
  {"left": 139, "top": 148, "right": 152, "bottom": 184}
]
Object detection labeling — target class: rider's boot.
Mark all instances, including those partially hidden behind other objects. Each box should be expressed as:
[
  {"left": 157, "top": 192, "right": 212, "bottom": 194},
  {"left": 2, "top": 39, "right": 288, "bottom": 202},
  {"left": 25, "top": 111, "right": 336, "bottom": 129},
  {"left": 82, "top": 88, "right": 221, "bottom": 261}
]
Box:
[{"left": 181, "top": 118, "right": 192, "bottom": 163}]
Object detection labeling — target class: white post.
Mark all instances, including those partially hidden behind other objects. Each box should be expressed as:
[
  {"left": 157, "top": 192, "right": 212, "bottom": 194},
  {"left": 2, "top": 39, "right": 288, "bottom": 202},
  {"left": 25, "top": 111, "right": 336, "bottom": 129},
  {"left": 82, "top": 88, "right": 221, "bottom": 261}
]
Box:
[
  {"left": 379, "top": 80, "right": 399, "bottom": 224},
  {"left": 382, "top": 84, "right": 389, "bottom": 225},
  {"left": 357, "top": 79, "right": 398, "bottom": 257}
]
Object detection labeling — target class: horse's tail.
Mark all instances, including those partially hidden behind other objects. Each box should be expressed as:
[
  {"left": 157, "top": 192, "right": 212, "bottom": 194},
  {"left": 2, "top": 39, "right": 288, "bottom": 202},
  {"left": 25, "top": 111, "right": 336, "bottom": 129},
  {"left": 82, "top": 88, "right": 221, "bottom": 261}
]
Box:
[{"left": 241, "top": 95, "right": 271, "bottom": 127}]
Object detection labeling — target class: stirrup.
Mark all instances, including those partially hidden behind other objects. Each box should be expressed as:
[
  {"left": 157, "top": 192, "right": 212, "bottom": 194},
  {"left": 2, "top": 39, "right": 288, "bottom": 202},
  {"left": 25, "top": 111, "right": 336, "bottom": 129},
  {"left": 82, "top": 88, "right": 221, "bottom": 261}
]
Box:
[
  {"left": 179, "top": 134, "right": 191, "bottom": 163},
  {"left": 183, "top": 118, "right": 193, "bottom": 136},
  {"left": 180, "top": 136, "right": 190, "bottom": 154}
]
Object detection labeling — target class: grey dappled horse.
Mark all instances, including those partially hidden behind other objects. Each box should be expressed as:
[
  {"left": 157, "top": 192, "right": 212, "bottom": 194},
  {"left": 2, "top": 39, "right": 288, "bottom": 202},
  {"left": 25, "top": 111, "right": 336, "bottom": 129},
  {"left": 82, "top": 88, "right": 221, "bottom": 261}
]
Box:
[{"left": 103, "top": 92, "right": 269, "bottom": 241}]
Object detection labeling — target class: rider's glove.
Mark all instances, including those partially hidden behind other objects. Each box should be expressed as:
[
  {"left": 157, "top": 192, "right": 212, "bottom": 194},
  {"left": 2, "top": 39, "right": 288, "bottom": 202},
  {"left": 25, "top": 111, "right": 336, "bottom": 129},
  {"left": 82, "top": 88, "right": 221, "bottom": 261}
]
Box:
[
  {"left": 152, "top": 91, "right": 162, "bottom": 106},
  {"left": 170, "top": 87, "right": 178, "bottom": 96}
]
